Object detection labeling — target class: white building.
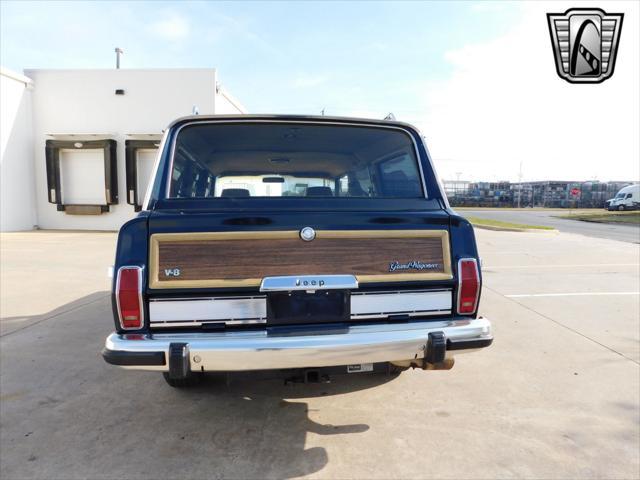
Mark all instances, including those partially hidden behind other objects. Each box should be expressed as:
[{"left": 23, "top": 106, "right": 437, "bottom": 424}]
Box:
[{"left": 0, "top": 67, "right": 246, "bottom": 231}]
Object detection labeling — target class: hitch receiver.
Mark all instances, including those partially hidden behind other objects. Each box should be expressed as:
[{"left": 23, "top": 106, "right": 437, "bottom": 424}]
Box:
[
  {"left": 168, "top": 343, "right": 190, "bottom": 379},
  {"left": 424, "top": 331, "right": 446, "bottom": 366}
]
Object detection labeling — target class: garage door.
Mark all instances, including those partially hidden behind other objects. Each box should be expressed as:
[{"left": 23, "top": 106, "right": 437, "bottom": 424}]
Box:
[
  {"left": 136, "top": 148, "right": 157, "bottom": 199},
  {"left": 59, "top": 149, "right": 106, "bottom": 205}
]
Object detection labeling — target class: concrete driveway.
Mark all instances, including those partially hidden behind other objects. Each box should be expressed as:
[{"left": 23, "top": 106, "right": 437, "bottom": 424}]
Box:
[{"left": 1, "top": 230, "right": 638, "bottom": 479}]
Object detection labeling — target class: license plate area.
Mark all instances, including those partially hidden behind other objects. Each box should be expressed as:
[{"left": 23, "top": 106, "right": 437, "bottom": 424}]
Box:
[
  {"left": 347, "top": 363, "right": 374, "bottom": 373},
  {"left": 267, "top": 290, "right": 350, "bottom": 325}
]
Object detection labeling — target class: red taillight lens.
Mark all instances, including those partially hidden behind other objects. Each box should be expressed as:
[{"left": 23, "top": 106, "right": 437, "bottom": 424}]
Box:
[
  {"left": 457, "top": 258, "right": 480, "bottom": 314},
  {"left": 116, "top": 266, "right": 144, "bottom": 330}
]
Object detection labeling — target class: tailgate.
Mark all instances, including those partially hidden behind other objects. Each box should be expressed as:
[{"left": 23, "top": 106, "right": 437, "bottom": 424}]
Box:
[{"left": 146, "top": 211, "right": 453, "bottom": 328}]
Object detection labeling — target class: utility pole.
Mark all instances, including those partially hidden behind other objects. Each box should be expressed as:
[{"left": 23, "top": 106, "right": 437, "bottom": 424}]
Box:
[
  {"left": 115, "top": 47, "right": 124, "bottom": 69},
  {"left": 517, "top": 161, "right": 523, "bottom": 208},
  {"left": 455, "top": 172, "right": 462, "bottom": 198}
]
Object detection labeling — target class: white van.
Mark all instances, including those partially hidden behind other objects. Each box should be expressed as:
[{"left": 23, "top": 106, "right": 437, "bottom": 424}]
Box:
[{"left": 608, "top": 184, "right": 639, "bottom": 211}]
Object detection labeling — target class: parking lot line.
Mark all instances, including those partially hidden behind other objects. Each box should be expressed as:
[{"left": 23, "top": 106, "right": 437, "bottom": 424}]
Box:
[
  {"left": 505, "top": 292, "right": 639, "bottom": 298},
  {"left": 487, "top": 263, "right": 639, "bottom": 269}
]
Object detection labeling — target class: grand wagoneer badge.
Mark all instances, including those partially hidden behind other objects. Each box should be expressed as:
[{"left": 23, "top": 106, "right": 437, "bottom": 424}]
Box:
[{"left": 389, "top": 261, "right": 441, "bottom": 272}]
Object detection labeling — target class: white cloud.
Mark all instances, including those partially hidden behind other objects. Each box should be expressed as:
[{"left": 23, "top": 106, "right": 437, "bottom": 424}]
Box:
[
  {"left": 147, "top": 14, "right": 190, "bottom": 42},
  {"left": 416, "top": 1, "right": 639, "bottom": 182}
]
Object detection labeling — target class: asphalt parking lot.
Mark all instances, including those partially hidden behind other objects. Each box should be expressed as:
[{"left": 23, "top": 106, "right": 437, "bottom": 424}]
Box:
[
  {"left": 1, "top": 229, "right": 639, "bottom": 479},
  {"left": 462, "top": 209, "right": 640, "bottom": 244}
]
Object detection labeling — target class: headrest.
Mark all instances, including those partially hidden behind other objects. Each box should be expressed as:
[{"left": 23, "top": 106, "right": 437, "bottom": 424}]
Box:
[
  {"left": 385, "top": 170, "right": 409, "bottom": 182},
  {"left": 348, "top": 179, "right": 367, "bottom": 197},
  {"left": 384, "top": 170, "right": 421, "bottom": 197},
  {"left": 221, "top": 188, "right": 250, "bottom": 197},
  {"left": 305, "top": 186, "right": 334, "bottom": 197}
]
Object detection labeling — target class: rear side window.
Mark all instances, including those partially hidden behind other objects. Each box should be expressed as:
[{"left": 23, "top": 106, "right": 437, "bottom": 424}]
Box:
[{"left": 168, "top": 123, "right": 424, "bottom": 199}]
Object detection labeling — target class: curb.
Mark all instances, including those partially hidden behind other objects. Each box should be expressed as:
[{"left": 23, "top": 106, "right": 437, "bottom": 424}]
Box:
[{"left": 471, "top": 224, "right": 559, "bottom": 233}]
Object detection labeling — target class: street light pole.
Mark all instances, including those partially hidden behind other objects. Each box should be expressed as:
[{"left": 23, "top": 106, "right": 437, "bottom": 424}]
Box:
[
  {"left": 517, "top": 161, "right": 523, "bottom": 208},
  {"left": 115, "top": 47, "right": 124, "bottom": 69}
]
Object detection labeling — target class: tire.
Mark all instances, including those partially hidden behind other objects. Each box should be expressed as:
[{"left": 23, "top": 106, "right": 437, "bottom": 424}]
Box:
[
  {"left": 162, "top": 372, "right": 204, "bottom": 388},
  {"left": 618, "top": 205, "right": 625, "bottom": 211}
]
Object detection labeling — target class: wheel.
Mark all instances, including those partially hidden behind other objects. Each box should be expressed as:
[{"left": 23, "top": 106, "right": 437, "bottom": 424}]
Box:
[
  {"left": 162, "top": 372, "right": 204, "bottom": 388},
  {"left": 618, "top": 205, "right": 625, "bottom": 211}
]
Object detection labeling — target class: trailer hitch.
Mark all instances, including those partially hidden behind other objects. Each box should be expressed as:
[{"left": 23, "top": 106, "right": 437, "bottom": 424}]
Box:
[
  {"left": 422, "top": 331, "right": 451, "bottom": 370},
  {"left": 284, "top": 369, "right": 331, "bottom": 385},
  {"left": 168, "top": 343, "right": 190, "bottom": 380}
]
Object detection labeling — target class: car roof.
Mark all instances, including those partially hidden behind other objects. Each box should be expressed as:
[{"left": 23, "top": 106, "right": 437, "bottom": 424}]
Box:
[{"left": 165, "top": 114, "right": 422, "bottom": 134}]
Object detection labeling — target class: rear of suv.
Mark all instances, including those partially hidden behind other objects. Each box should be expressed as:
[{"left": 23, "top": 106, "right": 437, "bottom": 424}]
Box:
[{"left": 102, "top": 115, "right": 492, "bottom": 387}]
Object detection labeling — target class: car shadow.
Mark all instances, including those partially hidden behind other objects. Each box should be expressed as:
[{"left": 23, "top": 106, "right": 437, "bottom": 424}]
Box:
[
  {"left": 159, "top": 373, "right": 397, "bottom": 478},
  {"left": 0, "top": 291, "right": 109, "bottom": 336},
  {"left": 0, "top": 292, "right": 399, "bottom": 479}
]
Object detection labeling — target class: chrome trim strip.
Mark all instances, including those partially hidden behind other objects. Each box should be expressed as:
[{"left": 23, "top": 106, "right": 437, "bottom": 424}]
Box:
[
  {"left": 151, "top": 311, "right": 451, "bottom": 326},
  {"left": 149, "top": 296, "right": 266, "bottom": 323},
  {"left": 104, "top": 317, "right": 492, "bottom": 371},
  {"left": 350, "top": 310, "right": 451, "bottom": 320},
  {"left": 422, "top": 140, "right": 450, "bottom": 208},
  {"left": 164, "top": 120, "right": 428, "bottom": 200},
  {"left": 149, "top": 289, "right": 452, "bottom": 326},
  {"left": 351, "top": 289, "right": 452, "bottom": 316},
  {"left": 142, "top": 129, "right": 169, "bottom": 210},
  {"left": 150, "top": 295, "right": 264, "bottom": 302},
  {"left": 260, "top": 275, "right": 358, "bottom": 292},
  {"left": 150, "top": 319, "right": 266, "bottom": 328},
  {"left": 351, "top": 288, "right": 451, "bottom": 295}
]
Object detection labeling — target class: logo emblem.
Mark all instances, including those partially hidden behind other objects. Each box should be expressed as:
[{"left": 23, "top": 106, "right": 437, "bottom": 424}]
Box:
[
  {"left": 300, "top": 227, "right": 316, "bottom": 242},
  {"left": 389, "top": 261, "right": 441, "bottom": 272},
  {"left": 547, "top": 8, "right": 623, "bottom": 83},
  {"left": 260, "top": 275, "right": 358, "bottom": 292},
  {"left": 164, "top": 268, "right": 181, "bottom": 277}
]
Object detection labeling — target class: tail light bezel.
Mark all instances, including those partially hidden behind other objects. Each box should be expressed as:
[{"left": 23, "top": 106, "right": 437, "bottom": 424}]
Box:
[
  {"left": 457, "top": 257, "right": 480, "bottom": 315},
  {"left": 115, "top": 265, "right": 145, "bottom": 330}
]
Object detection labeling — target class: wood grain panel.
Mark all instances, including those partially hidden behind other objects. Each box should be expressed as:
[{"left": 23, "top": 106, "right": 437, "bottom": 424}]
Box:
[{"left": 149, "top": 230, "right": 451, "bottom": 289}]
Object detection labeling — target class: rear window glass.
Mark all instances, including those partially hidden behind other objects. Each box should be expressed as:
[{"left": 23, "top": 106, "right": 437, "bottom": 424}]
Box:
[{"left": 168, "top": 123, "right": 424, "bottom": 199}]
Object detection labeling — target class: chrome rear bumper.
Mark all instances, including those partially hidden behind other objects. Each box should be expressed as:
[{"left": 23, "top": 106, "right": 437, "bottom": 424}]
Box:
[{"left": 103, "top": 317, "right": 492, "bottom": 372}]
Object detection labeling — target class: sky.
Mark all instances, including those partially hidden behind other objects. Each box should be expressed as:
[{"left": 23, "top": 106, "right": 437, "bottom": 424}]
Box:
[{"left": 1, "top": 0, "right": 638, "bottom": 182}]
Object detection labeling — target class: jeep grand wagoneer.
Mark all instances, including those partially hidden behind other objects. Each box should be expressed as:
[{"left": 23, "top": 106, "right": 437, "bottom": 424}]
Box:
[{"left": 102, "top": 115, "right": 492, "bottom": 387}]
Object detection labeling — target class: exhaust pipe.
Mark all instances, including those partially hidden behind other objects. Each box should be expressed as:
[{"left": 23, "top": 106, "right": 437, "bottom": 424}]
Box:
[
  {"left": 391, "top": 357, "right": 455, "bottom": 371},
  {"left": 390, "top": 331, "right": 455, "bottom": 370},
  {"left": 424, "top": 358, "right": 455, "bottom": 370}
]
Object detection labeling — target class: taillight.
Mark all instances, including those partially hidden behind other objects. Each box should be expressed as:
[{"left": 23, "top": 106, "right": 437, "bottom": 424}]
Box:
[
  {"left": 116, "top": 266, "right": 144, "bottom": 330},
  {"left": 457, "top": 258, "right": 480, "bottom": 315}
]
